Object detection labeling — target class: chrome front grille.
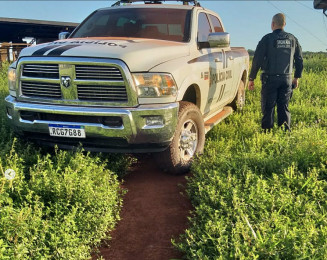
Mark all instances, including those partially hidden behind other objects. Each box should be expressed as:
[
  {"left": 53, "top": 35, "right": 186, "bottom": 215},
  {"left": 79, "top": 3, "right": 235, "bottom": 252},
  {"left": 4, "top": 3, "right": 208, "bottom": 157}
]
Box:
[
  {"left": 77, "top": 85, "right": 128, "bottom": 102},
  {"left": 21, "top": 82, "right": 61, "bottom": 99},
  {"left": 75, "top": 65, "right": 123, "bottom": 81},
  {"left": 22, "top": 64, "right": 59, "bottom": 79},
  {"left": 18, "top": 58, "right": 133, "bottom": 106}
]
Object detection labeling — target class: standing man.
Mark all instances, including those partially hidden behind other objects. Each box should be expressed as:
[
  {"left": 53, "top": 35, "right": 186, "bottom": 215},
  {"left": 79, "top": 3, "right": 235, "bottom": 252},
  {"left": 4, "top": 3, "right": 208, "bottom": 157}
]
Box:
[{"left": 248, "top": 13, "right": 303, "bottom": 131}]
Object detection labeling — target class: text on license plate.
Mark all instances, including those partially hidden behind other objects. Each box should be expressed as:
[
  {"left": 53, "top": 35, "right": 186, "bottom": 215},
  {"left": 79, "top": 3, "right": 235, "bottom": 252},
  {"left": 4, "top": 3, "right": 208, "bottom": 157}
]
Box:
[{"left": 49, "top": 124, "right": 86, "bottom": 138}]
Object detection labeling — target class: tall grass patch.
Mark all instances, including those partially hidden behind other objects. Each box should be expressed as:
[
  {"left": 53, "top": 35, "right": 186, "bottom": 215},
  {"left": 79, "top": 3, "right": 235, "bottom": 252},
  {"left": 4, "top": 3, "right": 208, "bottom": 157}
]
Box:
[
  {"left": 0, "top": 63, "right": 130, "bottom": 259},
  {"left": 174, "top": 54, "right": 327, "bottom": 259}
]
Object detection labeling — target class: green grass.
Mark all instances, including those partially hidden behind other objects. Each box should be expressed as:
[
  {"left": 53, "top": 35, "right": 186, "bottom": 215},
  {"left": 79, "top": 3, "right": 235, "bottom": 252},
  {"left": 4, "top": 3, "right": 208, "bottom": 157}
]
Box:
[
  {"left": 1, "top": 53, "right": 327, "bottom": 259},
  {"left": 174, "top": 54, "right": 327, "bottom": 259},
  {"left": 0, "top": 63, "right": 131, "bottom": 259}
]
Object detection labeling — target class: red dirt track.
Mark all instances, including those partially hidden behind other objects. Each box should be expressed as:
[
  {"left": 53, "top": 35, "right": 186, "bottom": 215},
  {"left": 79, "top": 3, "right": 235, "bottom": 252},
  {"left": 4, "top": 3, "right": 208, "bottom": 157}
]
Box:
[{"left": 94, "top": 156, "right": 192, "bottom": 260}]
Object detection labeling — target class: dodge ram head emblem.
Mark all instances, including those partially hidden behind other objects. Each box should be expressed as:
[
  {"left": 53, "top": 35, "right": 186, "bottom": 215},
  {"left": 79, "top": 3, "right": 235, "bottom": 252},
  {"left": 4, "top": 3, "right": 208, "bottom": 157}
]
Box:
[{"left": 61, "top": 76, "right": 71, "bottom": 88}]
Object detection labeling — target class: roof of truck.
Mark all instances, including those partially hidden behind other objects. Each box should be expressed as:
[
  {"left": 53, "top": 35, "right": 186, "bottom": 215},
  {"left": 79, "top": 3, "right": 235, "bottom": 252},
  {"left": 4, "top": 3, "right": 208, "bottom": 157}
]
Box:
[
  {"left": 98, "top": 4, "right": 198, "bottom": 11},
  {"left": 111, "top": 0, "right": 200, "bottom": 6}
]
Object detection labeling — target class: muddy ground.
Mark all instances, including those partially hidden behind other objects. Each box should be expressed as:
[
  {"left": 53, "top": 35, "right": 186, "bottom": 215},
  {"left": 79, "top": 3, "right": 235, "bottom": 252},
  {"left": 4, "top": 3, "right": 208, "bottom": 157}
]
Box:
[{"left": 93, "top": 156, "right": 192, "bottom": 260}]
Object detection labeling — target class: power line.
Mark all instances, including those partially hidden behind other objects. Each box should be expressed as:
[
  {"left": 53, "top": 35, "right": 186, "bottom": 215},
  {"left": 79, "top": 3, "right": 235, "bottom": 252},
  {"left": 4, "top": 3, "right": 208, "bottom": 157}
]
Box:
[
  {"left": 268, "top": 1, "right": 327, "bottom": 48},
  {"left": 294, "top": 0, "right": 327, "bottom": 46},
  {"left": 323, "top": 13, "right": 327, "bottom": 44},
  {"left": 295, "top": 0, "right": 320, "bottom": 13}
]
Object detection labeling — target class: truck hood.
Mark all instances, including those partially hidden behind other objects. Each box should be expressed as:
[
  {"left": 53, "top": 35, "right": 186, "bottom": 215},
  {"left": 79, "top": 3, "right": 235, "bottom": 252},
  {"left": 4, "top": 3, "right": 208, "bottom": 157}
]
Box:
[{"left": 19, "top": 37, "right": 190, "bottom": 72}]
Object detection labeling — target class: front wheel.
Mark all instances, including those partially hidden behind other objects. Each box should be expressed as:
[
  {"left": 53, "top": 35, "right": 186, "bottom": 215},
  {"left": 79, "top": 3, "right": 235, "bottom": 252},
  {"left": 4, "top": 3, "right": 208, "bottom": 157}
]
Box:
[{"left": 155, "top": 101, "right": 205, "bottom": 175}]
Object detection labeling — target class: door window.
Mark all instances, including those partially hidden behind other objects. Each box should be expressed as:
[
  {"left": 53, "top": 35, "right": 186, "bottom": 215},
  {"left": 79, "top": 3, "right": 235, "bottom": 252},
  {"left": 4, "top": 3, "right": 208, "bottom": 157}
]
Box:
[
  {"left": 208, "top": 14, "right": 223, "bottom": 33},
  {"left": 197, "top": 12, "right": 212, "bottom": 42}
]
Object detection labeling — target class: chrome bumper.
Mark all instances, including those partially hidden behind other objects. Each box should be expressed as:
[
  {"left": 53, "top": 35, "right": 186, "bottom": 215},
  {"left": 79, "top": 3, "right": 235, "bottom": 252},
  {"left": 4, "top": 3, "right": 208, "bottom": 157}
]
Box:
[{"left": 5, "top": 95, "right": 178, "bottom": 152}]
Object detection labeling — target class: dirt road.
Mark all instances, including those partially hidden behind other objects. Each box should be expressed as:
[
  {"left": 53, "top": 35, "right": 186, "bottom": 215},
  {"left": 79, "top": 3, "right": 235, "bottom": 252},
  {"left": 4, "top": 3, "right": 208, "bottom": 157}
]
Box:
[{"left": 94, "top": 156, "right": 192, "bottom": 260}]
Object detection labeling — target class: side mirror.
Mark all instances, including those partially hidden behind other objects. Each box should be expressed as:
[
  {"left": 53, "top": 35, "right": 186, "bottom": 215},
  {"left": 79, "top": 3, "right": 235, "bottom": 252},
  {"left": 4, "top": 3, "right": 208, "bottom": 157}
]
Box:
[
  {"left": 208, "top": 32, "right": 230, "bottom": 48},
  {"left": 58, "top": 32, "right": 70, "bottom": 40}
]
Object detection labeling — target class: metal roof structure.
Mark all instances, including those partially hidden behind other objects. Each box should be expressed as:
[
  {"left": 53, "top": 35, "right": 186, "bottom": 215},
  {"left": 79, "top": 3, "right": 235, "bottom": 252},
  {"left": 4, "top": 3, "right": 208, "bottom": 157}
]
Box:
[
  {"left": 314, "top": 0, "right": 327, "bottom": 16},
  {"left": 0, "top": 17, "right": 79, "bottom": 43},
  {"left": 314, "top": 0, "right": 327, "bottom": 9}
]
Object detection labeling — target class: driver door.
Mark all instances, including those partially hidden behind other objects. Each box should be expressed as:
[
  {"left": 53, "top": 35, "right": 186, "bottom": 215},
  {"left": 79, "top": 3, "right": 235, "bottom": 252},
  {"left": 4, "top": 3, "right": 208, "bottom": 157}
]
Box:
[{"left": 197, "top": 12, "right": 225, "bottom": 115}]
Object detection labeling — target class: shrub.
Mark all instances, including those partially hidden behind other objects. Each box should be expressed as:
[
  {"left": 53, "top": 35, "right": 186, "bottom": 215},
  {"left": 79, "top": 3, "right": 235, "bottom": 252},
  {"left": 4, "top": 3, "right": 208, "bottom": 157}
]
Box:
[{"left": 0, "top": 144, "right": 124, "bottom": 259}]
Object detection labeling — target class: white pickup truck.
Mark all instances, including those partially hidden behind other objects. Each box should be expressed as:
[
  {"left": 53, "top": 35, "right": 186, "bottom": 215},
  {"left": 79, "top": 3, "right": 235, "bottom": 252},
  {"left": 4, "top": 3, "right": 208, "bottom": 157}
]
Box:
[{"left": 5, "top": 0, "right": 249, "bottom": 174}]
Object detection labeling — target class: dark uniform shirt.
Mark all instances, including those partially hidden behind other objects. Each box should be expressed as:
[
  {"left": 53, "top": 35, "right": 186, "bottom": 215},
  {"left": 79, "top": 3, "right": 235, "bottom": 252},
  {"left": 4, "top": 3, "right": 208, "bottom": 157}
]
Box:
[{"left": 249, "top": 29, "right": 303, "bottom": 80}]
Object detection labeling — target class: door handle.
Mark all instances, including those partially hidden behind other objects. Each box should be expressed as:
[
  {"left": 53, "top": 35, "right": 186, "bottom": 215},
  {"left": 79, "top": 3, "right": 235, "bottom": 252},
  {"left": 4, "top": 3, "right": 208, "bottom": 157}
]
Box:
[
  {"left": 215, "top": 58, "right": 223, "bottom": 62},
  {"left": 229, "top": 56, "right": 234, "bottom": 60}
]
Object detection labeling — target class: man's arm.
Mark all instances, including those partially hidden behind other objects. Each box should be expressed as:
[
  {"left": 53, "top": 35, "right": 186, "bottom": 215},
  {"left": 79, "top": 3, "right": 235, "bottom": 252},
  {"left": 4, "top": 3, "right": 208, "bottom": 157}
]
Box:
[
  {"left": 248, "top": 36, "right": 267, "bottom": 90},
  {"left": 249, "top": 36, "right": 267, "bottom": 81},
  {"left": 292, "top": 37, "right": 303, "bottom": 89},
  {"left": 294, "top": 37, "right": 303, "bottom": 79}
]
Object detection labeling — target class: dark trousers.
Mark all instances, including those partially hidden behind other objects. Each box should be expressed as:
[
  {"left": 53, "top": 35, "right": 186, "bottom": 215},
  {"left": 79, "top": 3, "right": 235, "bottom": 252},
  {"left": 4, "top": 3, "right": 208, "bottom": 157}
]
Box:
[{"left": 261, "top": 74, "right": 292, "bottom": 130}]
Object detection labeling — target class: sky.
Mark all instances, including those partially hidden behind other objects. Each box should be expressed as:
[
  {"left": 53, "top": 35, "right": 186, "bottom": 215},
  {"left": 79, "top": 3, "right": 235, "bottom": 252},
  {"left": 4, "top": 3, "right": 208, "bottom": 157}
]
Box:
[{"left": 0, "top": 0, "right": 326, "bottom": 52}]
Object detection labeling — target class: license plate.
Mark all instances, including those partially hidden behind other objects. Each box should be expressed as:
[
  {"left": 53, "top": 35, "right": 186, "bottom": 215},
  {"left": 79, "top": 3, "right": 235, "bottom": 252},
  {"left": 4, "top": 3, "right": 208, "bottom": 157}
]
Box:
[{"left": 49, "top": 124, "right": 86, "bottom": 138}]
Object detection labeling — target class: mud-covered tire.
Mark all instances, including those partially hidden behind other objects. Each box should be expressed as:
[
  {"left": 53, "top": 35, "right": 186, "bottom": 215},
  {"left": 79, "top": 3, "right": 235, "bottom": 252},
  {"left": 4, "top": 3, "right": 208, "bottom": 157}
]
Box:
[
  {"left": 230, "top": 80, "right": 245, "bottom": 111},
  {"left": 155, "top": 101, "right": 205, "bottom": 175}
]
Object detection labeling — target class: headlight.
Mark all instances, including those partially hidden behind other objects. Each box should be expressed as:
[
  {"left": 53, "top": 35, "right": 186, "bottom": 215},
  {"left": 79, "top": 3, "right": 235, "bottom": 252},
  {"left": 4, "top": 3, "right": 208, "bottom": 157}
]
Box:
[
  {"left": 8, "top": 67, "right": 17, "bottom": 97},
  {"left": 133, "top": 73, "right": 177, "bottom": 98}
]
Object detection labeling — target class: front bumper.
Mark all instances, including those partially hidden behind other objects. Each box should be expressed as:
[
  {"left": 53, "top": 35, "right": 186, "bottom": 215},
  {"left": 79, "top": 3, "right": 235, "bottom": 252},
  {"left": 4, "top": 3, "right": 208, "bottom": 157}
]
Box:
[{"left": 5, "top": 95, "right": 178, "bottom": 152}]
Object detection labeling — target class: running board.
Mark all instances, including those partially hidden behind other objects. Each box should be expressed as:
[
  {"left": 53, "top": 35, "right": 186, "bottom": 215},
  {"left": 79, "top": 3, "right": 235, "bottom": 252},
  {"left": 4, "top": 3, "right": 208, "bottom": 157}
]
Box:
[{"left": 204, "top": 106, "right": 233, "bottom": 134}]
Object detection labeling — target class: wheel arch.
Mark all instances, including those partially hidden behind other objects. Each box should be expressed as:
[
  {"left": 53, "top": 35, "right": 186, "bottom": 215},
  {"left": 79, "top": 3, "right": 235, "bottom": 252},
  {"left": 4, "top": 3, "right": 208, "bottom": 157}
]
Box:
[
  {"left": 180, "top": 84, "right": 201, "bottom": 109},
  {"left": 241, "top": 69, "right": 248, "bottom": 85},
  {"left": 230, "top": 68, "right": 248, "bottom": 103}
]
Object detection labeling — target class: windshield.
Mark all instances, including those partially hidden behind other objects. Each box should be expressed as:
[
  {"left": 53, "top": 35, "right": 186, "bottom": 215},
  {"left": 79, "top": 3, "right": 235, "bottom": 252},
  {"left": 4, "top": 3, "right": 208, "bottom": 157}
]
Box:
[{"left": 71, "top": 8, "right": 191, "bottom": 42}]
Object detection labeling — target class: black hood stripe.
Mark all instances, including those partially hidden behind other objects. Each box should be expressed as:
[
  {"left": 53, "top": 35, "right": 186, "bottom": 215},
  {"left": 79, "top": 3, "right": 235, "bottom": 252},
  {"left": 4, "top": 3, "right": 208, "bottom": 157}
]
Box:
[
  {"left": 47, "top": 44, "right": 81, "bottom": 56},
  {"left": 32, "top": 45, "right": 59, "bottom": 56}
]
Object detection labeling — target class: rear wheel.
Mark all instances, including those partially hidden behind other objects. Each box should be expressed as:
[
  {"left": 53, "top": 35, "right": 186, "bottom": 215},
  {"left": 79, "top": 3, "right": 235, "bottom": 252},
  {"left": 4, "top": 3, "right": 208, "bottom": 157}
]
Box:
[
  {"left": 155, "top": 101, "right": 205, "bottom": 175},
  {"left": 230, "top": 80, "right": 245, "bottom": 111}
]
